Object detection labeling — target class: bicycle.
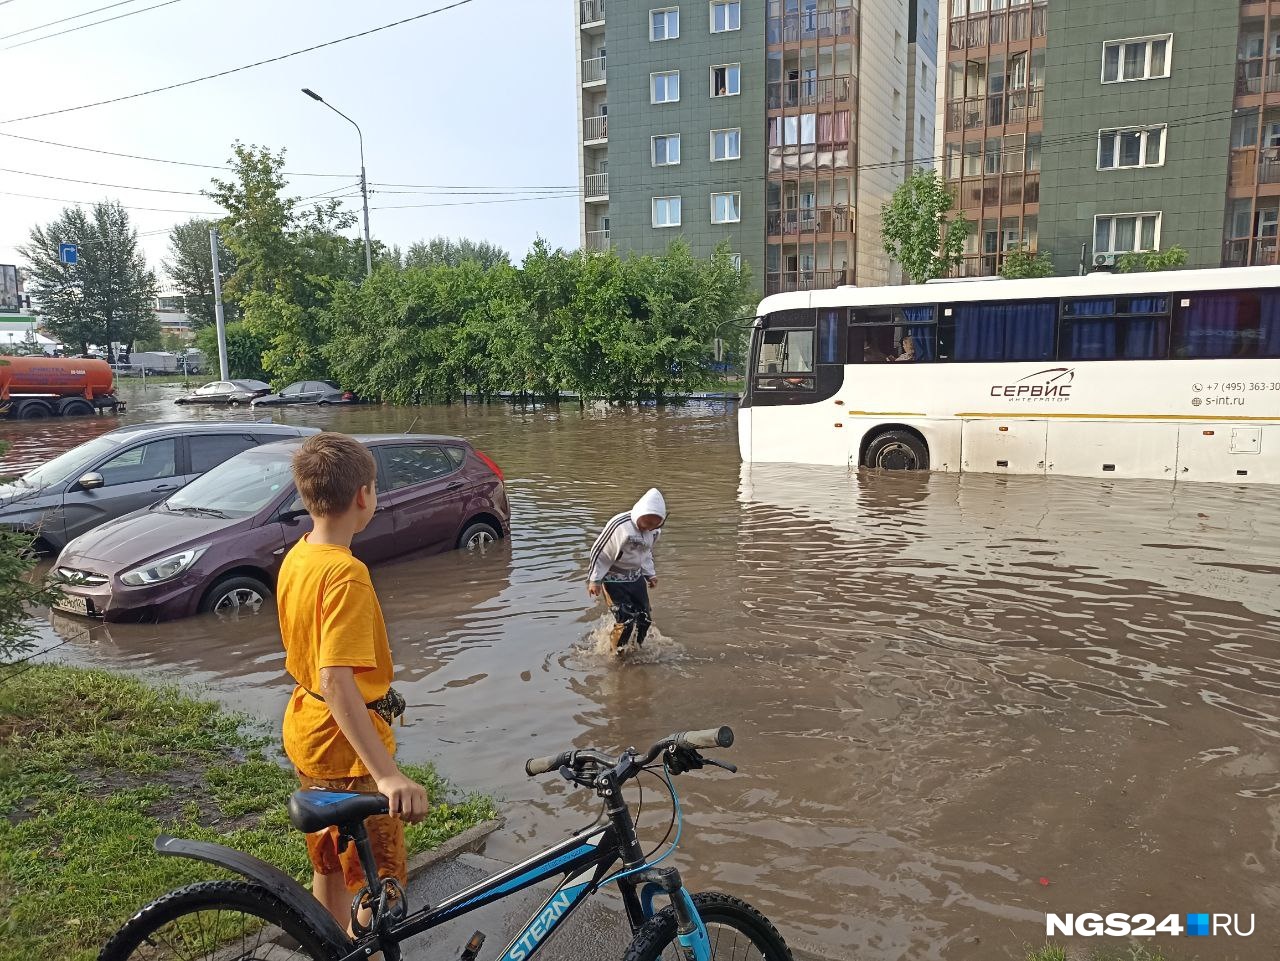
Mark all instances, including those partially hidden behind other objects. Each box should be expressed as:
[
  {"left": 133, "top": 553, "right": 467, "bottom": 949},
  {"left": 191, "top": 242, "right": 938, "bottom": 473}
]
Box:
[{"left": 100, "top": 725, "right": 794, "bottom": 961}]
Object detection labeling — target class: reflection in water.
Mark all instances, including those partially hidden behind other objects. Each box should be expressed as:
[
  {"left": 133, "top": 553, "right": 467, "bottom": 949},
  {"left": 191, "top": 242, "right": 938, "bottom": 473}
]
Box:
[{"left": 17, "top": 385, "right": 1280, "bottom": 960}]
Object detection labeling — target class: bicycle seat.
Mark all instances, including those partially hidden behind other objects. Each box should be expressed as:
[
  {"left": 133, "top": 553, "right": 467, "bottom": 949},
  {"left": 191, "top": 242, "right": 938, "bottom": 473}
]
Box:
[{"left": 288, "top": 789, "right": 389, "bottom": 833}]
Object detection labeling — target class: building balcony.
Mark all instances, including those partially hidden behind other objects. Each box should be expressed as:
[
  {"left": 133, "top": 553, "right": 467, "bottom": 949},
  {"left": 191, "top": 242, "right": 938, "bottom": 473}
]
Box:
[
  {"left": 583, "top": 114, "right": 608, "bottom": 144},
  {"left": 586, "top": 229, "right": 611, "bottom": 252},
  {"left": 945, "top": 90, "right": 1043, "bottom": 133},
  {"left": 950, "top": 172, "right": 1040, "bottom": 212},
  {"left": 765, "top": 269, "right": 852, "bottom": 295},
  {"left": 767, "top": 76, "right": 856, "bottom": 110},
  {"left": 946, "top": 2, "right": 1046, "bottom": 51},
  {"left": 766, "top": 206, "right": 852, "bottom": 236},
  {"left": 582, "top": 56, "right": 606, "bottom": 86},
  {"left": 584, "top": 172, "right": 608, "bottom": 201},
  {"left": 580, "top": 0, "right": 605, "bottom": 27},
  {"left": 1229, "top": 146, "right": 1280, "bottom": 188},
  {"left": 1224, "top": 234, "right": 1280, "bottom": 267},
  {"left": 766, "top": 9, "right": 855, "bottom": 45},
  {"left": 1236, "top": 58, "right": 1280, "bottom": 97}
]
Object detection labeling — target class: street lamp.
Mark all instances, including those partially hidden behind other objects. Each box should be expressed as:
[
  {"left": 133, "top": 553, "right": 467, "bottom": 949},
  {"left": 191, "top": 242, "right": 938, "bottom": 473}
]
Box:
[{"left": 301, "top": 87, "right": 373, "bottom": 278}]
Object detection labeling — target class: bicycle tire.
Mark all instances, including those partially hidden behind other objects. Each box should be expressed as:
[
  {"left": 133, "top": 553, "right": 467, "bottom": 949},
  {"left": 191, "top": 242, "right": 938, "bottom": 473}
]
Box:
[
  {"left": 99, "top": 879, "right": 345, "bottom": 961},
  {"left": 622, "top": 891, "right": 794, "bottom": 961}
]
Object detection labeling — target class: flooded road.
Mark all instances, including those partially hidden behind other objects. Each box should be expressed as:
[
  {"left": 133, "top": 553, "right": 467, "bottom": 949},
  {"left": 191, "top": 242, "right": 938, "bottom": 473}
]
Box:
[{"left": 7, "top": 381, "right": 1280, "bottom": 960}]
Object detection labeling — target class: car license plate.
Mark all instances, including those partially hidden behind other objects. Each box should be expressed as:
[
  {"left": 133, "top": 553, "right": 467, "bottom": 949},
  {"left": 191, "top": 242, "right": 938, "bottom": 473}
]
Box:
[{"left": 53, "top": 594, "right": 90, "bottom": 616}]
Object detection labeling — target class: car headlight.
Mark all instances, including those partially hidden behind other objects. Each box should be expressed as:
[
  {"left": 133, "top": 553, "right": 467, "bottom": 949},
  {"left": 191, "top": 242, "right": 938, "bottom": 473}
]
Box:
[{"left": 120, "top": 547, "right": 208, "bottom": 586}]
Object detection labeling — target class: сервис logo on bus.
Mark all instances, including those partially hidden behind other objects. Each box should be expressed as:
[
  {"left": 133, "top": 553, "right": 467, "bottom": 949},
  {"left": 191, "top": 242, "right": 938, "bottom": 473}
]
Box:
[{"left": 991, "top": 367, "right": 1076, "bottom": 402}]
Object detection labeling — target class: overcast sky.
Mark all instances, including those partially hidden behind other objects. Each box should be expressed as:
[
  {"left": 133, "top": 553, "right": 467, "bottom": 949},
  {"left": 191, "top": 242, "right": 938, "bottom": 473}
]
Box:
[{"left": 0, "top": 0, "right": 579, "bottom": 289}]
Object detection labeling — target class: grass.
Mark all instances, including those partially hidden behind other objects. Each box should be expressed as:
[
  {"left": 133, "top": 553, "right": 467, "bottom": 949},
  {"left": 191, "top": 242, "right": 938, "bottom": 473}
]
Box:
[
  {"left": 1027, "top": 944, "right": 1184, "bottom": 961},
  {"left": 0, "top": 664, "right": 496, "bottom": 961}
]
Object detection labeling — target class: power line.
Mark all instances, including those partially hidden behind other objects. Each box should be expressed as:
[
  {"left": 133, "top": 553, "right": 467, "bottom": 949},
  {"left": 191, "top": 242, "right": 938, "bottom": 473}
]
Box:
[
  {"left": 370, "top": 194, "right": 579, "bottom": 211},
  {"left": 1, "top": 0, "right": 480, "bottom": 124},
  {"left": 0, "top": 190, "right": 222, "bottom": 215},
  {"left": 0, "top": 164, "right": 205, "bottom": 195},
  {"left": 1, "top": 0, "right": 161, "bottom": 41},
  {"left": 6, "top": 0, "right": 191, "bottom": 51},
  {"left": 0, "top": 130, "right": 355, "bottom": 178}
]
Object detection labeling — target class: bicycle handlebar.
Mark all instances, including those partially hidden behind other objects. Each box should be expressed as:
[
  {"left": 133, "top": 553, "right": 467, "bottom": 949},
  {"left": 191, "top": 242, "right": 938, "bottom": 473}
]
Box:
[{"left": 524, "top": 725, "right": 735, "bottom": 778}]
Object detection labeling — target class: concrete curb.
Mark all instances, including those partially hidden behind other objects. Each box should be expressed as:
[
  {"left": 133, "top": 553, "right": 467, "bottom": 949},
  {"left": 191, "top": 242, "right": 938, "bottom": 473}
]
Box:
[{"left": 405, "top": 817, "right": 504, "bottom": 881}]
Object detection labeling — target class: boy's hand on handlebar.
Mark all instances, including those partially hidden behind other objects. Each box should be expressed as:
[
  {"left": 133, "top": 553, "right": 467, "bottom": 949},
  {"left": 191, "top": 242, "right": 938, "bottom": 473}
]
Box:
[{"left": 375, "top": 771, "right": 429, "bottom": 823}]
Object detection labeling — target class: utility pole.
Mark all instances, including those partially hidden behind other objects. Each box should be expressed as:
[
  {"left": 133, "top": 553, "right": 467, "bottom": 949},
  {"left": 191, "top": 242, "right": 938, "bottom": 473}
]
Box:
[{"left": 209, "top": 227, "right": 230, "bottom": 380}]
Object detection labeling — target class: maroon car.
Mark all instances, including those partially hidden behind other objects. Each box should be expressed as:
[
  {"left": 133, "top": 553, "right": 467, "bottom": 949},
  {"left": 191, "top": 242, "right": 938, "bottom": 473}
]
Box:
[{"left": 50, "top": 434, "right": 510, "bottom": 622}]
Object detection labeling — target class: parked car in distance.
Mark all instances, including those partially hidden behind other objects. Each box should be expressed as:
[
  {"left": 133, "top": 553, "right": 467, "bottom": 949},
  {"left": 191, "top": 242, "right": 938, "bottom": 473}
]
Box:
[
  {"left": 51, "top": 434, "right": 511, "bottom": 622},
  {"left": 0, "top": 422, "right": 318, "bottom": 553},
  {"left": 252, "top": 380, "right": 355, "bottom": 407},
  {"left": 174, "top": 380, "right": 272, "bottom": 406}
]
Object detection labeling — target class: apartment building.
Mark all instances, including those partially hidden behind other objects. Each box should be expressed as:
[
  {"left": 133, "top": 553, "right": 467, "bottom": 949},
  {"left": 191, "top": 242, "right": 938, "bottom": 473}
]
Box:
[
  {"left": 575, "top": 0, "right": 939, "bottom": 293},
  {"left": 943, "top": 0, "right": 1280, "bottom": 276}
]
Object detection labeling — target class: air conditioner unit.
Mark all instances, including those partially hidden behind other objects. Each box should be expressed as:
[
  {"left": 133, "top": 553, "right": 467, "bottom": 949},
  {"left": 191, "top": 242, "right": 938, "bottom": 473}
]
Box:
[{"left": 1093, "top": 253, "right": 1118, "bottom": 268}]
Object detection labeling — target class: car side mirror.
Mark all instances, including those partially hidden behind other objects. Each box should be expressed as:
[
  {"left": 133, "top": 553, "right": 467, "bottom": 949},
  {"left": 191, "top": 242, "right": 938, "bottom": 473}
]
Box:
[
  {"left": 278, "top": 508, "right": 309, "bottom": 524},
  {"left": 77, "top": 472, "right": 105, "bottom": 491}
]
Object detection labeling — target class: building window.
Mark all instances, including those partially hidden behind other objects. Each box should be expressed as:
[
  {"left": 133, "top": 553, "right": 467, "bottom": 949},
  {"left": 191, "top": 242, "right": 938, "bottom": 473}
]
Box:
[
  {"left": 711, "top": 64, "right": 741, "bottom": 97},
  {"left": 712, "top": 192, "right": 741, "bottom": 224},
  {"left": 653, "top": 196, "right": 682, "bottom": 228},
  {"left": 711, "top": 127, "right": 741, "bottom": 161},
  {"left": 652, "top": 134, "right": 681, "bottom": 166},
  {"left": 1102, "top": 35, "right": 1172, "bottom": 83},
  {"left": 730, "top": 253, "right": 743, "bottom": 271},
  {"left": 711, "top": 1, "right": 740, "bottom": 32},
  {"left": 650, "top": 7, "right": 679, "bottom": 41},
  {"left": 651, "top": 71, "right": 680, "bottom": 103},
  {"left": 1094, "top": 213, "right": 1161, "bottom": 256},
  {"left": 1098, "top": 125, "right": 1166, "bottom": 170}
]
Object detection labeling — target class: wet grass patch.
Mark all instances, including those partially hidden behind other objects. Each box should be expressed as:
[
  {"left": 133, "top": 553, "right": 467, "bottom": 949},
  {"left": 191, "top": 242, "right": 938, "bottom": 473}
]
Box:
[
  {"left": 0, "top": 664, "right": 496, "bottom": 961},
  {"left": 1027, "top": 945, "right": 1186, "bottom": 961}
]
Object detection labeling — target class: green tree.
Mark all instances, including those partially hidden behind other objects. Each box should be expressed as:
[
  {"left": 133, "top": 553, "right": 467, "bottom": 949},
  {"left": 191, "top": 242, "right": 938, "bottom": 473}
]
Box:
[
  {"left": 205, "top": 143, "right": 297, "bottom": 301},
  {"left": 999, "top": 247, "right": 1056, "bottom": 279},
  {"left": 881, "top": 169, "right": 971, "bottom": 284},
  {"left": 20, "top": 202, "right": 159, "bottom": 360},
  {"left": 1115, "top": 245, "right": 1189, "bottom": 273},
  {"left": 195, "top": 322, "right": 270, "bottom": 381},
  {"left": 163, "top": 219, "right": 236, "bottom": 329},
  {"left": 405, "top": 237, "right": 510, "bottom": 271}
]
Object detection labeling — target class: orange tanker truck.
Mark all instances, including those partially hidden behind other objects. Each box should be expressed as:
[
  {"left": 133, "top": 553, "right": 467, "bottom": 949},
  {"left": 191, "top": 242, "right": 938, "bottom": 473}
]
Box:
[{"left": 0, "top": 356, "right": 121, "bottom": 419}]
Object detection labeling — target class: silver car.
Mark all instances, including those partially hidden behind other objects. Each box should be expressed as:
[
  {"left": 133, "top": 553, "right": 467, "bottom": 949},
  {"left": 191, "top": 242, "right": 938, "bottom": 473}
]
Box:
[{"left": 0, "top": 421, "right": 318, "bottom": 553}]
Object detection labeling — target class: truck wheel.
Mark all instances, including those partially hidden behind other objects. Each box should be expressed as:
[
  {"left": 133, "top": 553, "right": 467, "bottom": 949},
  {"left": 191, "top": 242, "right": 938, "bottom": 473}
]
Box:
[
  {"left": 58, "top": 398, "right": 94, "bottom": 417},
  {"left": 16, "top": 400, "right": 53, "bottom": 419}
]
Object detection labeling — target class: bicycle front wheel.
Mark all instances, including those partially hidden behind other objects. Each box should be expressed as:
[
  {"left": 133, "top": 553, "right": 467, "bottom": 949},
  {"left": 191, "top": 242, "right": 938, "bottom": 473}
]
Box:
[
  {"left": 99, "top": 880, "right": 345, "bottom": 961},
  {"left": 622, "top": 891, "right": 794, "bottom": 961}
]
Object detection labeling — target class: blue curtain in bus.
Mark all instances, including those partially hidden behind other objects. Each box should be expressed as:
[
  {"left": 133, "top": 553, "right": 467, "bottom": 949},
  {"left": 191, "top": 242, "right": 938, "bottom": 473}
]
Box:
[
  {"left": 1067, "top": 298, "right": 1168, "bottom": 359},
  {"left": 954, "top": 302, "right": 1055, "bottom": 361},
  {"left": 1262, "top": 293, "right": 1280, "bottom": 357},
  {"left": 1065, "top": 299, "right": 1115, "bottom": 359},
  {"left": 1179, "top": 294, "right": 1249, "bottom": 358},
  {"left": 903, "top": 306, "right": 936, "bottom": 361}
]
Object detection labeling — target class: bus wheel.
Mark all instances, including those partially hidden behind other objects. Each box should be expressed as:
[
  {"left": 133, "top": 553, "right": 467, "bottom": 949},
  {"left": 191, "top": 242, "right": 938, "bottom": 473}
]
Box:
[{"left": 863, "top": 430, "right": 929, "bottom": 471}]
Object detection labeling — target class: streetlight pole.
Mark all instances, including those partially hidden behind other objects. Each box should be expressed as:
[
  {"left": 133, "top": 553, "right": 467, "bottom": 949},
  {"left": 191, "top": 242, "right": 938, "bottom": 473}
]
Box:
[{"left": 302, "top": 88, "right": 373, "bottom": 279}]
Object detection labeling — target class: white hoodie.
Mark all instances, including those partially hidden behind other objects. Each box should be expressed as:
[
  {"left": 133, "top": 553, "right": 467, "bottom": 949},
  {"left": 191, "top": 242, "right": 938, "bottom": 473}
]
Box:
[{"left": 587, "top": 488, "right": 666, "bottom": 583}]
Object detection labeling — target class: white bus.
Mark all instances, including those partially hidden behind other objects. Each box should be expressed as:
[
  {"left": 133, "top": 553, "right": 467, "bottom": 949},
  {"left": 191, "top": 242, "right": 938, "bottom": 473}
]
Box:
[{"left": 739, "top": 266, "right": 1280, "bottom": 484}]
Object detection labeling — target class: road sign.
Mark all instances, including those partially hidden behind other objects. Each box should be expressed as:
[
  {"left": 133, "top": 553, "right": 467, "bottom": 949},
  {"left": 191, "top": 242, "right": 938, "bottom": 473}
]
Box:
[{"left": 58, "top": 243, "right": 78, "bottom": 266}]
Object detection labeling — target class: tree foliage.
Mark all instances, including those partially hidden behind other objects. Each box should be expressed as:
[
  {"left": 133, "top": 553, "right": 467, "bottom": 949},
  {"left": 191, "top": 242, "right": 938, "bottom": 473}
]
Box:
[
  {"left": 194, "top": 322, "right": 269, "bottom": 381},
  {"left": 1115, "top": 245, "right": 1189, "bottom": 273},
  {"left": 0, "top": 440, "right": 61, "bottom": 665},
  {"left": 19, "top": 202, "right": 159, "bottom": 359},
  {"left": 163, "top": 219, "right": 236, "bottom": 329},
  {"left": 881, "top": 169, "right": 971, "bottom": 284},
  {"left": 999, "top": 247, "right": 1056, "bottom": 279},
  {"left": 322, "top": 240, "right": 753, "bottom": 404},
  {"left": 404, "top": 237, "right": 511, "bottom": 271}
]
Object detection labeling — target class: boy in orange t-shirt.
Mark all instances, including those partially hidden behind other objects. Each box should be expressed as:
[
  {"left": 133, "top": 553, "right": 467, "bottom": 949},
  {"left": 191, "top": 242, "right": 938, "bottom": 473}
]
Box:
[{"left": 278, "top": 432, "right": 429, "bottom": 926}]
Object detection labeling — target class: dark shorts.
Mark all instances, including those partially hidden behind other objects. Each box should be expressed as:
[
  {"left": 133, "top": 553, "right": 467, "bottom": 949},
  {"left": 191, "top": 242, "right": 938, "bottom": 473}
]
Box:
[{"left": 603, "top": 579, "right": 652, "bottom": 646}]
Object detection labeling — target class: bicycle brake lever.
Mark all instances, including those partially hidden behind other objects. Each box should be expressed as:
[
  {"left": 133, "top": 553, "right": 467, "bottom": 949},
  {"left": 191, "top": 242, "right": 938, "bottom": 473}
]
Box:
[{"left": 705, "top": 758, "right": 738, "bottom": 774}]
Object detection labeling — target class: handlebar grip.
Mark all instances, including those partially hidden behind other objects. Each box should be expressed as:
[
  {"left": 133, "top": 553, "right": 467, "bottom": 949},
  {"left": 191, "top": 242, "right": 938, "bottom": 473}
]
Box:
[
  {"left": 525, "top": 751, "right": 571, "bottom": 777},
  {"left": 674, "top": 726, "right": 734, "bottom": 750}
]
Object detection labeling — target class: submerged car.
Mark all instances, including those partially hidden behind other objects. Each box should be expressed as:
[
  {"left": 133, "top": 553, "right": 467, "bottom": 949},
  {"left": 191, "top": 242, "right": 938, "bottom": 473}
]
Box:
[
  {"left": 0, "top": 422, "right": 317, "bottom": 553},
  {"left": 252, "top": 380, "right": 355, "bottom": 407},
  {"left": 51, "top": 434, "right": 510, "bottom": 622},
  {"left": 174, "top": 380, "right": 272, "bottom": 406}
]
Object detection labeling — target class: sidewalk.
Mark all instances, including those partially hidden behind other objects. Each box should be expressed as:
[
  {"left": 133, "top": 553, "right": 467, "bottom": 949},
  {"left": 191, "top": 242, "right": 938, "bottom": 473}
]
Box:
[{"left": 400, "top": 830, "right": 842, "bottom": 961}]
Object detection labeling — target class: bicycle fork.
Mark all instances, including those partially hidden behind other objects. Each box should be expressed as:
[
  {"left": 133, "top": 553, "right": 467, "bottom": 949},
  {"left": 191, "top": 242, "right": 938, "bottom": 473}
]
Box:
[{"left": 633, "top": 867, "right": 711, "bottom": 961}]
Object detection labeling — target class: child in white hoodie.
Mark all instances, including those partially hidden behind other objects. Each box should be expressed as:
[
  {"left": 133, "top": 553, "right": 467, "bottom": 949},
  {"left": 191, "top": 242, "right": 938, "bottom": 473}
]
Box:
[{"left": 587, "top": 488, "right": 666, "bottom": 650}]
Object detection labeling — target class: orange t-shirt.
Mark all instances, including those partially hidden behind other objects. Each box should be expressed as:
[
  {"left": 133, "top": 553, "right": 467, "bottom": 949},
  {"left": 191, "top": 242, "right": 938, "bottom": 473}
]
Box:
[{"left": 279, "top": 537, "right": 396, "bottom": 779}]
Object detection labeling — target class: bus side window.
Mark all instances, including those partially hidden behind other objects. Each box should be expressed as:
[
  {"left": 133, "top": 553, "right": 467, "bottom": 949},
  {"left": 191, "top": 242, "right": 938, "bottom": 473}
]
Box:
[
  {"left": 848, "top": 307, "right": 937, "bottom": 363},
  {"left": 1172, "top": 290, "right": 1280, "bottom": 358}
]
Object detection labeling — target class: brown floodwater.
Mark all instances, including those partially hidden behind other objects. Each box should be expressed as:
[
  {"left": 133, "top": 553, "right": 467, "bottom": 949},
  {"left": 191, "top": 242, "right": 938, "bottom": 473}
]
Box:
[{"left": 6, "top": 381, "right": 1280, "bottom": 960}]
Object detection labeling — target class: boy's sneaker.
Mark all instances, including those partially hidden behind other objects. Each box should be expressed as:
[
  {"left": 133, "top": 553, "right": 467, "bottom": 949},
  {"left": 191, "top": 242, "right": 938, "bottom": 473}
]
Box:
[{"left": 609, "top": 623, "right": 626, "bottom": 651}]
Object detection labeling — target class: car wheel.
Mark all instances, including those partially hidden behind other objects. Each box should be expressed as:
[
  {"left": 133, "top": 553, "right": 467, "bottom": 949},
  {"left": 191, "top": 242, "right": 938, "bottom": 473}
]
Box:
[
  {"left": 200, "top": 576, "right": 271, "bottom": 619},
  {"left": 457, "top": 520, "right": 501, "bottom": 552},
  {"left": 227, "top": 399, "right": 240, "bottom": 408}
]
